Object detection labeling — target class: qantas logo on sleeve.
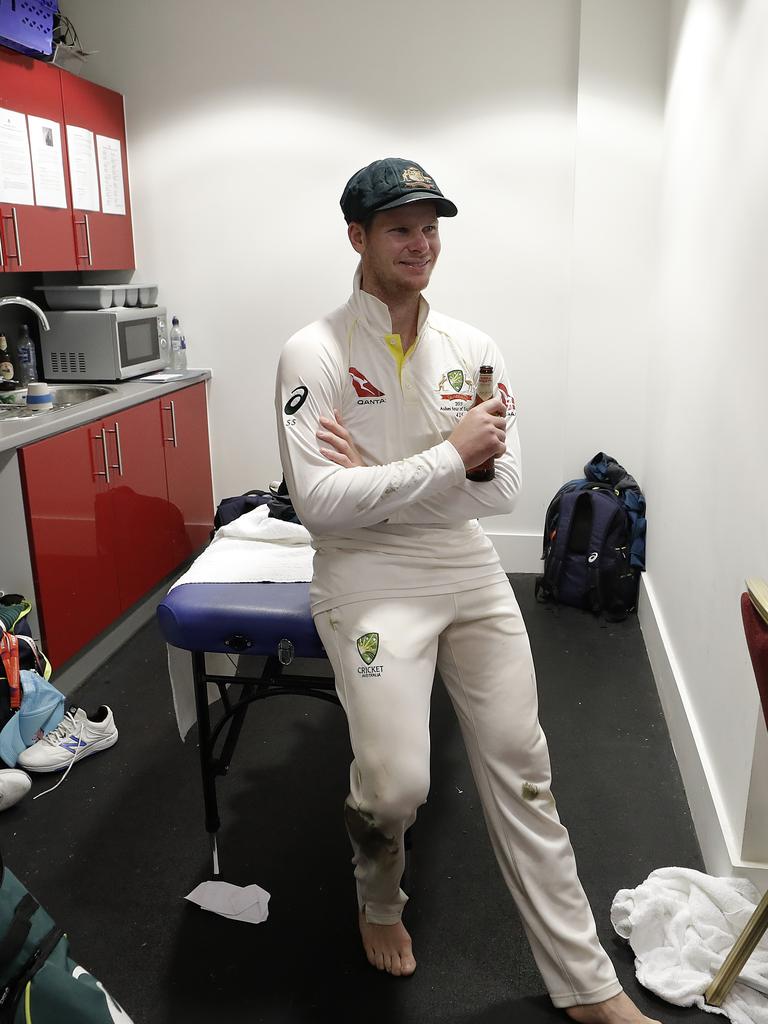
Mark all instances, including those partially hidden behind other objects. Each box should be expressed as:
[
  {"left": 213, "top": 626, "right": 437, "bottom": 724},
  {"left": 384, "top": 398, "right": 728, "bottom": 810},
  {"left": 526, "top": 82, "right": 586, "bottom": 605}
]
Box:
[
  {"left": 497, "top": 382, "right": 516, "bottom": 416},
  {"left": 349, "top": 367, "right": 386, "bottom": 404}
]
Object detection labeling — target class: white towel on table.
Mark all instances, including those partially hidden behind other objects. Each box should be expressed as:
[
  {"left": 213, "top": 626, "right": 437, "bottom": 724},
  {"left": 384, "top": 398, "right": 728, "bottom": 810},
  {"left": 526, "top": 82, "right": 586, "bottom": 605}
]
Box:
[
  {"left": 611, "top": 866, "right": 768, "bottom": 1024},
  {"left": 171, "top": 505, "right": 313, "bottom": 587},
  {"left": 166, "top": 505, "right": 315, "bottom": 739}
]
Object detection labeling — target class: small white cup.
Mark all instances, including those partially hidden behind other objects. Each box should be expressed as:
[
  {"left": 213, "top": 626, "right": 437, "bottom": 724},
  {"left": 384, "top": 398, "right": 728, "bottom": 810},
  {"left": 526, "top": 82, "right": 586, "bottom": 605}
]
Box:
[{"left": 26, "top": 382, "right": 54, "bottom": 412}]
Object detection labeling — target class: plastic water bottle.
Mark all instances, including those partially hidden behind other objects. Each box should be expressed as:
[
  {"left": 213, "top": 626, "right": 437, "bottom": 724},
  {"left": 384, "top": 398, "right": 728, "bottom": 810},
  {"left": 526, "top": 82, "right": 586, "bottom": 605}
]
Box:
[
  {"left": 169, "top": 316, "right": 183, "bottom": 371},
  {"left": 16, "top": 325, "right": 38, "bottom": 385},
  {"left": 178, "top": 335, "right": 188, "bottom": 371}
]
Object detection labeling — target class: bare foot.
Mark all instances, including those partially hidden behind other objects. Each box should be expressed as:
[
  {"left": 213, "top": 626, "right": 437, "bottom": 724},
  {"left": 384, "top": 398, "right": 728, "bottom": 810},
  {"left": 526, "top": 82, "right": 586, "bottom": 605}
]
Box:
[
  {"left": 565, "top": 991, "right": 662, "bottom": 1024},
  {"left": 358, "top": 911, "right": 417, "bottom": 976}
]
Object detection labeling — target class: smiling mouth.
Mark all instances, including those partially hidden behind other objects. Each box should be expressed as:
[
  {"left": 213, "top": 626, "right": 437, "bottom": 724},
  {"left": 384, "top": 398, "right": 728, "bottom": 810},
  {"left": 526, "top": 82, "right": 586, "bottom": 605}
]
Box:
[{"left": 400, "top": 260, "right": 430, "bottom": 269}]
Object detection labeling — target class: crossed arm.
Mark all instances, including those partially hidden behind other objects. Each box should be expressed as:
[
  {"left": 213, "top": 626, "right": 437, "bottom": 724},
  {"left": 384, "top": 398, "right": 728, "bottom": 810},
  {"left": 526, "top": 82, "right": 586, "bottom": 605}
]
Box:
[
  {"left": 313, "top": 397, "right": 521, "bottom": 527},
  {"left": 317, "top": 395, "right": 509, "bottom": 471}
]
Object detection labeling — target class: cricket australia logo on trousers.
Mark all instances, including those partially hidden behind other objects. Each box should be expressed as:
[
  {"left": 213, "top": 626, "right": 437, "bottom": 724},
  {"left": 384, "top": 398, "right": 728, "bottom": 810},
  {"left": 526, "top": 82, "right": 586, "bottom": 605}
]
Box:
[{"left": 356, "top": 632, "right": 383, "bottom": 676}]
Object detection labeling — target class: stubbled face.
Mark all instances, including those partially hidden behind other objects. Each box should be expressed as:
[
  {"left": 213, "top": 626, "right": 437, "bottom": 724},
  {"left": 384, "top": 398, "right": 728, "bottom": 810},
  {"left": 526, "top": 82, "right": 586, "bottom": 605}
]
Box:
[{"left": 349, "top": 201, "right": 440, "bottom": 303}]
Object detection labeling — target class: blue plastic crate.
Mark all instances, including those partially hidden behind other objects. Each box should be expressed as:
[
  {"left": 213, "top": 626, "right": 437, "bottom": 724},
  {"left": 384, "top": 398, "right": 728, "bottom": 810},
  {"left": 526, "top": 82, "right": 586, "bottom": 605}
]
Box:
[{"left": 0, "top": 0, "right": 58, "bottom": 58}]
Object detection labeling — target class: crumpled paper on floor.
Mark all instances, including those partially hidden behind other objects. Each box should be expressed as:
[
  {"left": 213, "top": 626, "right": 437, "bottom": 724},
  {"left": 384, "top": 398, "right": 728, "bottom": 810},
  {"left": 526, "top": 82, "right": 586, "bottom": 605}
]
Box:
[
  {"left": 185, "top": 880, "right": 271, "bottom": 924},
  {"left": 611, "top": 866, "right": 768, "bottom": 1024}
]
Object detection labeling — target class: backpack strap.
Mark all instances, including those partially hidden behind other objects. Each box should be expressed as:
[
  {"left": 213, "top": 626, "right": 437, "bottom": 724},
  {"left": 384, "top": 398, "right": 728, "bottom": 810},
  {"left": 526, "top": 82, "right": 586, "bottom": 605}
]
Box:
[
  {"left": 536, "top": 490, "right": 582, "bottom": 603},
  {"left": 0, "top": 894, "right": 39, "bottom": 968},
  {"left": 539, "top": 478, "right": 587, "bottom": 560},
  {"left": 0, "top": 921, "right": 65, "bottom": 1024},
  {"left": 0, "top": 634, "right": 20, "bottom": 710},
  {"left": 584, "top": 492, "right": 627, "bottom": 616}
]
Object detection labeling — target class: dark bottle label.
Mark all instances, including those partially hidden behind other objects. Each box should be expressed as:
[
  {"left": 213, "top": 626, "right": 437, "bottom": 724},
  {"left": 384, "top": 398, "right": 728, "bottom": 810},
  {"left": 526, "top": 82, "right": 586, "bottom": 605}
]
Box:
[{"left": 466, "top": 458, "right": 495, "bottom": 482}]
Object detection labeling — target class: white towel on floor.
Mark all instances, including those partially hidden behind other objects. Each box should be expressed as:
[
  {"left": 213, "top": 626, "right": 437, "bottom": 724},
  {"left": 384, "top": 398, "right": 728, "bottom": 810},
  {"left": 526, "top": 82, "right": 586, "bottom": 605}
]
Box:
[
  {"left": 166, "top": 505, "right": 314, "bottom": 738},
  {"left": 611, "top": 866, "right": 768, "bottom": 1024}
]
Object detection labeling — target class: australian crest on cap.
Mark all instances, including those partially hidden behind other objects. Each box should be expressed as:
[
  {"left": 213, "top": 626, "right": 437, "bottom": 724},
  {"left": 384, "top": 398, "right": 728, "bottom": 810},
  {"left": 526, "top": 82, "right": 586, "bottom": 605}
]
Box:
[{"left": 402, "top": 166, "right": 436, "bottom": 190}]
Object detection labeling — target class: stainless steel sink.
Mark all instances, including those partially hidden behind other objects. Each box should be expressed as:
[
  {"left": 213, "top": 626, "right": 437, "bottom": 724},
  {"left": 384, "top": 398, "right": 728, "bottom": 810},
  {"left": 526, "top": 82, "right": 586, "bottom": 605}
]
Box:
[{"left": 0, "top": 384, "right": 116, "bottom": 421}]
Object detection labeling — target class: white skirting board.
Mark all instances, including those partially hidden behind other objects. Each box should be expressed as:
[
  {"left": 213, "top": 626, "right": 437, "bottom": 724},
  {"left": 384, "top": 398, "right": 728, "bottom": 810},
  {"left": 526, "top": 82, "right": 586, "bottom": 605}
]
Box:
[
  {"left": 638, "top": 576, "right": 768, "bottom": 888},
  {"left": 486, "top": 530, "right": 543, "bottom": 575}
]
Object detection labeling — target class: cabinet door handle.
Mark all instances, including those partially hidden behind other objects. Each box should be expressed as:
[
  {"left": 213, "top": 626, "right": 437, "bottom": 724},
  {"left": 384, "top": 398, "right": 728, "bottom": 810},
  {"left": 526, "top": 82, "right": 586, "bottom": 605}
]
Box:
[
  {"left": 106, "top": 422, "right": 124, "bottom": 475},
  {"left": 162, "top": 401, "right": 178, "bottom": 447},
  {"left": 94, "top": 428, "right": 110, "bottom": 483},
  {"left": 83, "top": 213, "right": 93, "bottom": 265},
  {"left": 74, "top": 215, "right": 93, "bottom": 265},
  {"left": 0, "top": 221, "right": 3, "bottom": 268},
  {"left": 11, "top": 208, "right": 21, "bottom": 267}
]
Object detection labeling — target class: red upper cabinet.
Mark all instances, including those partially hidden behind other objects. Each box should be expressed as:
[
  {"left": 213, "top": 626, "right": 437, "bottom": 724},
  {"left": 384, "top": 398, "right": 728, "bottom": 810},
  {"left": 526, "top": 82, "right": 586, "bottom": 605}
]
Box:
[
  {"left": 59, "top": 71, "right": 135, "bottom": 271},
  {"left": 0, "top": 46, "right": 76, "bottom": 271}
]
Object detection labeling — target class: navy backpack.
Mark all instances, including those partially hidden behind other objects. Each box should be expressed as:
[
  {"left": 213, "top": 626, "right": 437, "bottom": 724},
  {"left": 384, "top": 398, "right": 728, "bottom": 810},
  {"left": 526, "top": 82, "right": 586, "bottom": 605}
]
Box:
[{"left": 535, "top": 453, "right": 646, "bottom": 621}]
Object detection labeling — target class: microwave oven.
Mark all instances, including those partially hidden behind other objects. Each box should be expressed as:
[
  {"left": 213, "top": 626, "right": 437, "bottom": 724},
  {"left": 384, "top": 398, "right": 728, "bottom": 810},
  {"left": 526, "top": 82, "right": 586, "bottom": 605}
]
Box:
[{"left": 40, "top": 306, "right": 168, "bottom": 381}]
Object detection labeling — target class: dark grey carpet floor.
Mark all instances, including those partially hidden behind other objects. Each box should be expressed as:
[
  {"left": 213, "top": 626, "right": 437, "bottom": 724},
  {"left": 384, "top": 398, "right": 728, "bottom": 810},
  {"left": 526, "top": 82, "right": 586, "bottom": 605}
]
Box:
[{"left": 3, "top": 575, "right": 714, "bottom": 1024}]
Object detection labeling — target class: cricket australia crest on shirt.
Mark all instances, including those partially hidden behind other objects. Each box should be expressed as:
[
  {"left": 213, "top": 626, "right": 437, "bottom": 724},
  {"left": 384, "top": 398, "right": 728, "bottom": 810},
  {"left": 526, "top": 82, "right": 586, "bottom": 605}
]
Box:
[
  {"left": 349, "top": 367, "right": 386, "bottom": 405},
  {"left": 356, "top": 632, "right": 383, "bottom": 676},
  {"left": 436, "top": 367, "right": 473, "bottom": 413}
]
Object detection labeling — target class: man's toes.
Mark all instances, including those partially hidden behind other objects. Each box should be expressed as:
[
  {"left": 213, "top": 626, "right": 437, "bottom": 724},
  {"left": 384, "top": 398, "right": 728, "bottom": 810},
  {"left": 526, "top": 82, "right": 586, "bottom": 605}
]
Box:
[
  {"left": 374, "top": 949, "right": 385, "bottom": 971},
  {"left": 401, "top": 952, "right": 416, "bottom": 976},
  {"left": 389, "top": 954, "right": 403, "bottom": 977},
  {"left": 383, "top": 953, "right": 394, "bottom": 974}
]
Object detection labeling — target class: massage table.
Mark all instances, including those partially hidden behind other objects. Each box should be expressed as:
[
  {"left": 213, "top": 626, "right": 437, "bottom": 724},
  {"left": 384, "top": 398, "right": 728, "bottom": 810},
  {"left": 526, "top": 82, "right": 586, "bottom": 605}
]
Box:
[{"left": 156, "top": 508, "right": 340, "bottom": 877}]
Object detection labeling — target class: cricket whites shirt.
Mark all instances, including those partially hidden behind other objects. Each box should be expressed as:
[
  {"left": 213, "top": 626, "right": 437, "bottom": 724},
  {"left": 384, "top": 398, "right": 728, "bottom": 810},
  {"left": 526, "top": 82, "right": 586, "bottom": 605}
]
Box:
[{"left": 275, "top": 267, "right": 522, "bottom": 615}]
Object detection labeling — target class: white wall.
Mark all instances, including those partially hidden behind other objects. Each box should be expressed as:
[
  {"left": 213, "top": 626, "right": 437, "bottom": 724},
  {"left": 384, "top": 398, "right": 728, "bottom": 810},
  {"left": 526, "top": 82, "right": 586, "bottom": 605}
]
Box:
[
  {"left": 61, "top": 1, "right": 768, "bottom": 880},
  {"left": 640, "top": 0, "right": 768, "bottom": 880},
  {"left": 61, "top": 0, "right": 667, "bottom": 573}
]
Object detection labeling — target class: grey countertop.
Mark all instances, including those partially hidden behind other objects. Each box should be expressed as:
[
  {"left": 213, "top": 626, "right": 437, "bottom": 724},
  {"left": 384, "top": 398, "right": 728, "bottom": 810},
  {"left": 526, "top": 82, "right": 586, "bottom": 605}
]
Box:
[{"left": 0, "top": 369, "right": 211, "bottom": 454}]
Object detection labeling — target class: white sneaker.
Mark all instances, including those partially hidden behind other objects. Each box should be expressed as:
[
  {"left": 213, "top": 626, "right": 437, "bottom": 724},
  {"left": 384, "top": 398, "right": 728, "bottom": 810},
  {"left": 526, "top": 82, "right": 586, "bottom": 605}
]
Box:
[
  {"left": 18, "top": 706, "right": 118, "bottom": 774},
  {"left": 0, "top": 768, "right": 31, "bottom": 810}
]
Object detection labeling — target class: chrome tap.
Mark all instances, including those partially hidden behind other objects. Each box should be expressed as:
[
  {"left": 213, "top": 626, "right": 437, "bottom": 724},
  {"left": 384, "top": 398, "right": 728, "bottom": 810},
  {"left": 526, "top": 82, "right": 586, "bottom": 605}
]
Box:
[{"left": 0, "top": 296, "right": 50, "bottom": 332}]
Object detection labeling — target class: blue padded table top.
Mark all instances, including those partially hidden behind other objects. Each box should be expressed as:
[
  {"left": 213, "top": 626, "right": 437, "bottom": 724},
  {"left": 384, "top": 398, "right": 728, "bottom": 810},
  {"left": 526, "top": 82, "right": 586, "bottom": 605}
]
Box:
[{"left": 157, "top": 582, "right": 325, "bottom": 659}]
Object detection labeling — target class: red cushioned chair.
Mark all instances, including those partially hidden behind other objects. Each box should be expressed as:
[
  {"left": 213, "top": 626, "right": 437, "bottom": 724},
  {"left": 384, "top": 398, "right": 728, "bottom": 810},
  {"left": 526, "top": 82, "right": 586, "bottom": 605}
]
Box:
[{"left": 706, "top": 580, "right": 768, "bottom": 1006}]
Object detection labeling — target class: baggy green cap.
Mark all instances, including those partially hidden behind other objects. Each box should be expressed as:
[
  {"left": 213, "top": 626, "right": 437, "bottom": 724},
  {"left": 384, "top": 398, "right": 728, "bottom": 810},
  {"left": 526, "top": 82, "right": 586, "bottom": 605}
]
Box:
[{"left": 340, "top": 157, "right": 458, "bottom": 224}]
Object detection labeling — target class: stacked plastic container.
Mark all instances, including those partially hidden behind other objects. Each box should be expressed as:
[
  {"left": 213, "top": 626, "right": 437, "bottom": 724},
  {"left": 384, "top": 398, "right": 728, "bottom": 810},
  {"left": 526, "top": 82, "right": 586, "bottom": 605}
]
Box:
[{"left": 33, "top": 284, "right": 159, "bottom": 310}]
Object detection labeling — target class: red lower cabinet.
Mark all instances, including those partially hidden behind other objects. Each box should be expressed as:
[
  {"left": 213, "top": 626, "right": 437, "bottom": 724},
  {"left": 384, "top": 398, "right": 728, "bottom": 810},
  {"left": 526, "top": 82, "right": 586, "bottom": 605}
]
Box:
[
  {"left": 19, "top": 419, "right": 121, "bottom": 665},
  {"left": 162, "top": 382, "right": 214, "bottom": 562},
  {"left": 101, "top": 400, "right": 178, "bottom": 609},
  {"left": 20, "top": 383, "right": 214, "bottom": 667}
]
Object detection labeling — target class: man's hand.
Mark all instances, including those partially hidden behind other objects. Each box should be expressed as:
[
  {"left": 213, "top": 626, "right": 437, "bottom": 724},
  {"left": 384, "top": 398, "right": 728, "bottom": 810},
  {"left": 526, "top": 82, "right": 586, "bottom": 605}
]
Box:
[
  {"left": 448, "top": 395, "right": 507, "bottom": 469},
  {"left": 317, "top": 409, "right": 365, "bottom": 468}
]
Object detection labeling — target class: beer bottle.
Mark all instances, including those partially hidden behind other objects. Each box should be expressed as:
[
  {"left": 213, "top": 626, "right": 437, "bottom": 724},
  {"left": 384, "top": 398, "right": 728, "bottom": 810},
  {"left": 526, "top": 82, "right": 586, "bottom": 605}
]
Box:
[
  {"left": 0, "top": 335, "right": 15, "bottom": 382},
  {"left": 466, "top": 364, "right": 496, "bottom": 482}
]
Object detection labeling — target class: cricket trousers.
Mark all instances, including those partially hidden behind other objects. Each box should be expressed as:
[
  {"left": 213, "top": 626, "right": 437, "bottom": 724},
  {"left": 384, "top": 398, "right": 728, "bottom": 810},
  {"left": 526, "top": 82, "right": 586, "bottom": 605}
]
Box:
[{"left": 313, "top": 578, "right": 622, "bottom": 1007}]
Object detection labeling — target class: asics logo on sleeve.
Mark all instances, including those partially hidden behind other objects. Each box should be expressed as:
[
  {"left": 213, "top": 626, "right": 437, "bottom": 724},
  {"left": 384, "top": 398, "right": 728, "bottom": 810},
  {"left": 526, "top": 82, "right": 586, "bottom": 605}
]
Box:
[
  {"left": 349, "top": 367, "right": 386, "bottom": 403},
  {"left": 284, "top": 385, "right": 309, "bottom": 415}
]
